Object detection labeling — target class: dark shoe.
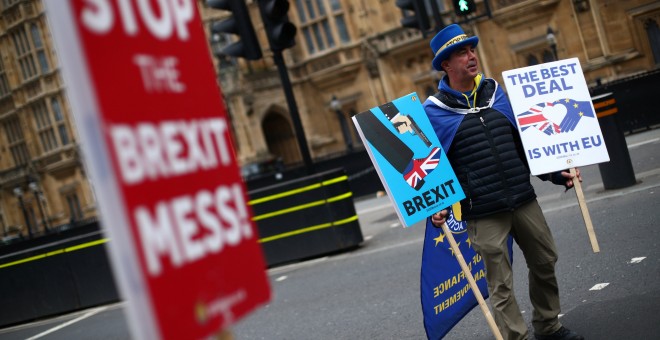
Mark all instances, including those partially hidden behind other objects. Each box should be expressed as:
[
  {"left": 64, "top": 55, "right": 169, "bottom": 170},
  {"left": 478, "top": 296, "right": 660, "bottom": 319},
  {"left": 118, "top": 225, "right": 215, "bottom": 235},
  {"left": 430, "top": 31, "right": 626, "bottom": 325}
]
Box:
[{"left": 535, "top": 326, "right": 584, "bottom": 340}]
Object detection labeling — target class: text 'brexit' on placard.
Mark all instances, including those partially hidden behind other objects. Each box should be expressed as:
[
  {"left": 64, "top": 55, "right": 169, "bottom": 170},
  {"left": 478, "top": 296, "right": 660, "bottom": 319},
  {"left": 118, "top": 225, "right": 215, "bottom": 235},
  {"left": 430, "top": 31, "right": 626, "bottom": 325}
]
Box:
[
  {"left": 403, "top": 179, "right": 458, "bottom": 216},
  {"left": 110, "top": 118, "right": 234, "bottom": 185}
]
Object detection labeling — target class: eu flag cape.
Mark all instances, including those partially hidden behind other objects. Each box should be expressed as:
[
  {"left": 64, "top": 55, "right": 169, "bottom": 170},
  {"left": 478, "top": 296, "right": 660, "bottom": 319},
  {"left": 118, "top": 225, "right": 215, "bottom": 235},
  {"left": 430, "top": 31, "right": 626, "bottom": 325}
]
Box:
[{"left": 420, "top": 205, "right": 513, "bottom": 339}]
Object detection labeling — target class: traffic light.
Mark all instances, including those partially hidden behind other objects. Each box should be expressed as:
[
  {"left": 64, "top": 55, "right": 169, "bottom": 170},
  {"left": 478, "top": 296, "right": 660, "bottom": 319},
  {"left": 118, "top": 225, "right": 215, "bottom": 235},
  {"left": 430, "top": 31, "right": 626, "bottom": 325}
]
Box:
[
  {"left": 207, "top": 0, "right": 262, "bottom": 60},
  {"left": 396, "top": 0, "right": 430, "bottom": 33},
  {"left": 453, "top": 0, "right": 477, "bottom": 16},
  {"left": 258, "top": 0, "right": 297, "bottom": 52}
]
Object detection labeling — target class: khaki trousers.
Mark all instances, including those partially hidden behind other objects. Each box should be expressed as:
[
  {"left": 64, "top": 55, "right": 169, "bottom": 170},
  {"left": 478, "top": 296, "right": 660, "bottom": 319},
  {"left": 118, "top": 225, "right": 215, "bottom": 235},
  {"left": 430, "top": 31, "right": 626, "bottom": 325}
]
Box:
[{"left": 467, "top": 200, "right": 562, "bottom": 340}]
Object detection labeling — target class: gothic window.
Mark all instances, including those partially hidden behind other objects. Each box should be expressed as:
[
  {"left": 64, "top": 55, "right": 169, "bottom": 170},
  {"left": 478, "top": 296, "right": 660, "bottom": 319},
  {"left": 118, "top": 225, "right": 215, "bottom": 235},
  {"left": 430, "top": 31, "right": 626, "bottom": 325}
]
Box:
[
  {"left": 51, "top": 97, "right": 71, "bottom": 146},
  {"left": 296, "top": 0, "right": 350, "bottom": 55},
  {"left": 542, "top": 49, "right": 555, "bottom": 63},
  {"left": 3, "top": 117, "right": 30, "bottom": 166},
  {"left": 66, "top": 192, "right": 83, "bottom": 222},
  {"left": 525, "top": 47, "right": 556, "bottom": 66},
  {"left": 26, "top": 205, "right": 37, "bottom": 234},
  {"left": 645, "top": 18, "right": 660, "bottom": 65},
  {"left": 30, "top": 23, "right": 49, "bottom": 74},
  {"left": 33, "top": 100, "right": 58, "bottom": 152},
  {"left": 262, "top": 112, "right": 300, "bottom": 165},
  {"left": 31, "top": 97, "right": 71, "bottom": 153},
  {"left": 0, "top": 59, "right": 10, "bottom": 98},
  {"left": 11, "top": 26, "right": 38, "bottom": 81},
  {"left": 527, "top": 54, "right": 539, "bottom": 66}
]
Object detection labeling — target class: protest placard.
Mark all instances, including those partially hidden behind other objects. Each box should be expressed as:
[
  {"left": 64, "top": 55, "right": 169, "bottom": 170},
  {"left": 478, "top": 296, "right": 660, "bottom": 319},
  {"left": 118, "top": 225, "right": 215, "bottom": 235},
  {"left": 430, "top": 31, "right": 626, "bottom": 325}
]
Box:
[
  {"left": 502, "top": 58, "right": 608, "bottom": 252},
  {"left": 502, "top": 58, "right": 609, "bottom": 175},
  {"left": 45, "top": 1, "right": 271, "bottom": 338},
  {"left": 354, "top": 93, "right": 502, "bottom": 339},
  {"left": 352, "top": 93, "right": 464, "bottom": 227}
]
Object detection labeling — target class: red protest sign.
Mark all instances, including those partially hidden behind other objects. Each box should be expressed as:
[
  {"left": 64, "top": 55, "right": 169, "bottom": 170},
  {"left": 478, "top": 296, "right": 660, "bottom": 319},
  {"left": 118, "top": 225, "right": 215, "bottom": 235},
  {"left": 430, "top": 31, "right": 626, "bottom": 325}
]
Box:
[{"left": 45, "top": 1, "right": 271, "bottom": 339}]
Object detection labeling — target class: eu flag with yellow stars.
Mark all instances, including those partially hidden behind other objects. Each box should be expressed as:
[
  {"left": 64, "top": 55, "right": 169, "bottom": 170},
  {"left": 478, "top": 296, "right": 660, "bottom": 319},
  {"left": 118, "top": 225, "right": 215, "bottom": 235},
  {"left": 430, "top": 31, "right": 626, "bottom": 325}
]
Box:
[
  {"left": 420, "top": 204, "right": 513, "bottom": 339},
  {"left": 555, "top": 98, "right": 596, "bottom": 133}
]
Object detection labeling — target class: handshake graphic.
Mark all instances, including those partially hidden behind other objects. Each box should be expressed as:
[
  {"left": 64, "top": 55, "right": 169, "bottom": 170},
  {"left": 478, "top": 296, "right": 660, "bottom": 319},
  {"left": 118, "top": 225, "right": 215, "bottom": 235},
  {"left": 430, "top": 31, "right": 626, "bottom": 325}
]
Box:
[{"left": 519, "top": 98, "right": 596, "bottom": 136}]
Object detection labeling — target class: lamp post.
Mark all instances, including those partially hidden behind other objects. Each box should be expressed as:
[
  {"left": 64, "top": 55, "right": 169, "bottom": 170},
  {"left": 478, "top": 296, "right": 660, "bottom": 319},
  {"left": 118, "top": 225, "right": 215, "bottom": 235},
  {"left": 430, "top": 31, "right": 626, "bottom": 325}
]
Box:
[
  {"left": 330, "top": 95, "right": 354, "bottom": 152},
  {"left": 546, "top": 27, "right": 558, "bottom": 61},
  {"left": 29, "top": 181, "right": 50, "bottom": 233},
  {"left": 13, "top": 187, "right": 33, "bottom": 239}
]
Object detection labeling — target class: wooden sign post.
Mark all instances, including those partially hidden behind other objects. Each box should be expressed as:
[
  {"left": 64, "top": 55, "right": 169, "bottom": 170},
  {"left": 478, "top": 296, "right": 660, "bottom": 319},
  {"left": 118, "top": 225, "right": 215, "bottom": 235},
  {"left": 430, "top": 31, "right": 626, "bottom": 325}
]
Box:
[
  {"left": 570, "top": 168, "right": 600, "bottom": 252},
  {"left": 440, "top": 222, "right": 503, "bottom": 340}
]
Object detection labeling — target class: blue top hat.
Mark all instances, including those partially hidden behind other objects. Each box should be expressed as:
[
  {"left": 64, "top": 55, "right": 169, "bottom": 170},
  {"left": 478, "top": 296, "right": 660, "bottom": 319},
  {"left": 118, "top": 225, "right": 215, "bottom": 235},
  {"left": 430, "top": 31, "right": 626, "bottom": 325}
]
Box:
[{"left": 431, "top": 24, "right": 479, "bottom": 71}]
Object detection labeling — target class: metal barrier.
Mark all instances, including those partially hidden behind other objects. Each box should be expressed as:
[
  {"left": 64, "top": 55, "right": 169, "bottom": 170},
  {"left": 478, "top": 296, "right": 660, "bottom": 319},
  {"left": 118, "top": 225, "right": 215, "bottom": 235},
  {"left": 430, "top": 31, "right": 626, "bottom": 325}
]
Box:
[
  {"left": 590, "top": 69, "right": 660, "bottom": 133},
  {"left": 592, "top": 92, "right": 637, "bottom": 189},
  {"left": 249, "top": 168, "right": 364, "bottom": 267},
  {"left": 0, "top": 169, "right": 364, "bottom": 327},
  {"left": 0, "top": 222, "right": 118, "bottom": 328}
]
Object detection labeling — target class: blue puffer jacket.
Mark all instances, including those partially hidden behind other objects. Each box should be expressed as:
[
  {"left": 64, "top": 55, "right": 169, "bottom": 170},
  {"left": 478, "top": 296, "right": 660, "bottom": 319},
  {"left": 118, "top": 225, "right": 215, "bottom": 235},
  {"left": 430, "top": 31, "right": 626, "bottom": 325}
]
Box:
[{"left": 423, "top": 74, "right": 565, "bottom": 220}]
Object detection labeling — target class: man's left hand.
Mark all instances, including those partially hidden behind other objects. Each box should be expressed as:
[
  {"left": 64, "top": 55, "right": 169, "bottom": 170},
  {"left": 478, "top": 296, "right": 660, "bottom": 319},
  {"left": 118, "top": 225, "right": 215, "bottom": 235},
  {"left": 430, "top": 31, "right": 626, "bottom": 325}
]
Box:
[{"left": 560, "top": 168, "right": 582, "bottom": 188}]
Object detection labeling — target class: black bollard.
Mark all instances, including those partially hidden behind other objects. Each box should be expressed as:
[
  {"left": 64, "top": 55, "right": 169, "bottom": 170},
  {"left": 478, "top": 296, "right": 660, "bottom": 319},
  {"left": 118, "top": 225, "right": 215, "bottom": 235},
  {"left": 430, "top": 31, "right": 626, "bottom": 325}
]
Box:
[{"left": 592, "top": 93, "right": 637, "bottom": 189}]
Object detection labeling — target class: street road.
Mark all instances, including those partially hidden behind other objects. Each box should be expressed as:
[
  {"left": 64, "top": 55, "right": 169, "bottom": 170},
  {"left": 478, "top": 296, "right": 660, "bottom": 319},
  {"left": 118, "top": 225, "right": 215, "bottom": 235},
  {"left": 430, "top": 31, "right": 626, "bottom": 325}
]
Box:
[{"left": 1, "top": 129, "right": 659, "bottom": 340}]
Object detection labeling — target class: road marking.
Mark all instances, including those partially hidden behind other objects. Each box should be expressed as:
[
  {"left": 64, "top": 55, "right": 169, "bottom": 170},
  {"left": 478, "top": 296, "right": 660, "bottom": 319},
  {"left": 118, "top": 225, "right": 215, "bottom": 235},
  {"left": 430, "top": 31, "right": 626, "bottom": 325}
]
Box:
[
  {"left": 26, "top": 306, "right": 108, "bottom": 339},
  {"left": 267, "top": 256, "right": 329, "bottom": 275},
  {"left": 589, "top": 283, "right": 610, "bottom": 291},
  {"left": 364, "top": 235, "right": 373, "bottom": 241},
  {"left": 389, "top": 222, "right": 400, "bottom": 228},
  {"left": 275, "top": 275, "right": 287, "bottom": 282},
  {"left": 356, "top": 203, "right": 392, "bottom": 215},
  {"left": 628, "top": 138, "right": 659, "bottom": 149},
  {"left": 630, "top": 257, "right": 646, "bottom": 264}
]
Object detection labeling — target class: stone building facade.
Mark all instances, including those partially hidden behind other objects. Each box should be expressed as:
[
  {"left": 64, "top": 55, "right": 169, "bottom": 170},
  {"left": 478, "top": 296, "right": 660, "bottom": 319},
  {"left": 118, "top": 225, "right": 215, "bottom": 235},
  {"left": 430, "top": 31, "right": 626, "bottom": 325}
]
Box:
[
  {"left": 202, "top": 0, "right": 660, "bottom": 171},
  {"left": 0, "top": 0, "right": 95, "bottom": 240},
  {"left": 0, "top": 0, "right": 658, "bottom": 239}
]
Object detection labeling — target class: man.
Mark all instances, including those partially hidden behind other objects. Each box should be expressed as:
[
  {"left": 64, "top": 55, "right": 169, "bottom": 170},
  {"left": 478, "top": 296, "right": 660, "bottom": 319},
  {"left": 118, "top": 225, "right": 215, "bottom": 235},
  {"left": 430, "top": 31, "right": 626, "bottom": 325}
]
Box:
[{"left": 423, "top": 24, "right": 584, "bottom": 340}]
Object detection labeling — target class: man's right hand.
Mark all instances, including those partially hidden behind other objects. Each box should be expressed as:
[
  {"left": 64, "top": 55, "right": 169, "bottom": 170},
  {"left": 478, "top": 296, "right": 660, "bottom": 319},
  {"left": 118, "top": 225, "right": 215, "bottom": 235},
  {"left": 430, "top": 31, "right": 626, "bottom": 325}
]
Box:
[{"left": 431, "top": 209, "right": 448, "bottom": 227}]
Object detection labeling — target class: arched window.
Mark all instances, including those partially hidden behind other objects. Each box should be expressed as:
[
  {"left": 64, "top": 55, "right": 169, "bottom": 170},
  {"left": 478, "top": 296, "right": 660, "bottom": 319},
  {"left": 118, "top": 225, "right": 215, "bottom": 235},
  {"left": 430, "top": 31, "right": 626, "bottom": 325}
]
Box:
[
  {"left": 645, "top": 18, "right": 660, "bottom": 65},
  {"left": 542, "top": 49, "right": 555, "bottom": 63},
  {"left": 527, "top": 54, "right": 539, "bottom": 66},
  {"left": 262, "top": 112, "right": 301, "bottom": 165}
]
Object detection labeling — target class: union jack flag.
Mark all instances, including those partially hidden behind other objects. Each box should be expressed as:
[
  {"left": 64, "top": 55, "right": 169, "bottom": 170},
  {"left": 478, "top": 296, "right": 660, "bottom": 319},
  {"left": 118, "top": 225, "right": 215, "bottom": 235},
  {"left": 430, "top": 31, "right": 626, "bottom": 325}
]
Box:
[
  {"left": 517, "top": 102, "right": 560, "bottom": 136},
  {"left": 404, "top": 147, "right": 441, "bottom": 190}
]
